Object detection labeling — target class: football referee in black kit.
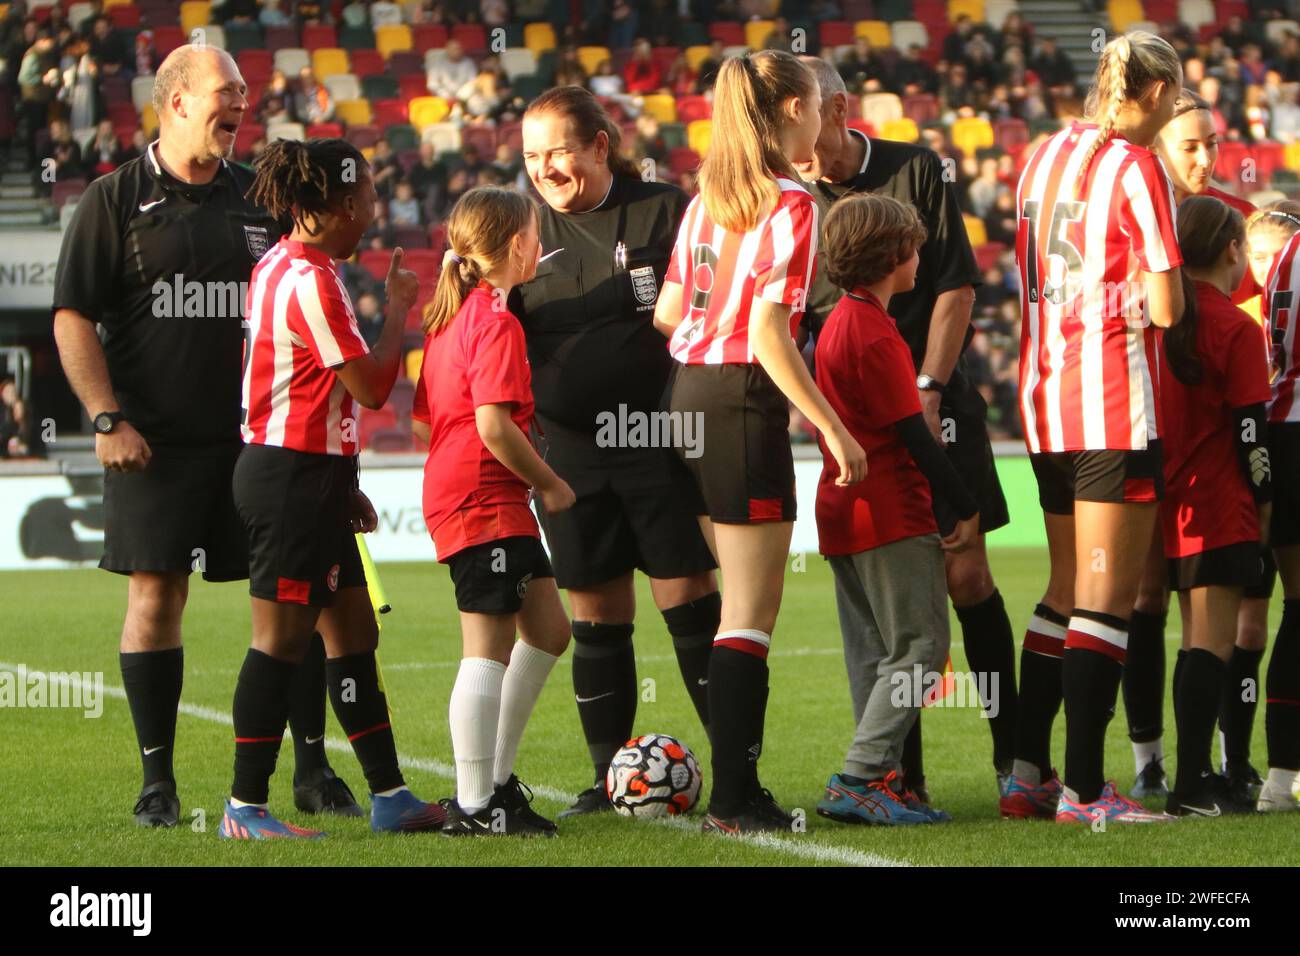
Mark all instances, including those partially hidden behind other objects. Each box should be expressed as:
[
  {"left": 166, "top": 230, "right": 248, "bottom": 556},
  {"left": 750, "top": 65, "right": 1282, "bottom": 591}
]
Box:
[
  {"left": 797, "top": 57, "right": 1019, "bottom": 798},
  {"left": 512, "top": 86, "right": 720, "bottom": 816},
  {"left": 52, "top": 44, "right": 359, "bottom": 827}
]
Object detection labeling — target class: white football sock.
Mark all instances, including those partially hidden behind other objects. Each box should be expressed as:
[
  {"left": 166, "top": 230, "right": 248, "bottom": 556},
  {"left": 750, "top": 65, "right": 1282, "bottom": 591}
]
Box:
[
  {"left": 449, "top": 657, "right": 506, "bottom": 814},
  {"left": 1132, "top": 739, "right": 1163, "bottom": 776},
  {"left": 373, "top": 785, "right": 408, "bottom": 798},
  {"left": 494, "top": 641, "right": 560, "bottom": 786},
  {"left": 229, "top": 797, "right": 267, "bottom": 809},
  {"left": 1266, "top": 767, "right": 1298, "bottom": 792},
  {"left": 1012, "top": 759, "right": 1042, "bottom": 785}
]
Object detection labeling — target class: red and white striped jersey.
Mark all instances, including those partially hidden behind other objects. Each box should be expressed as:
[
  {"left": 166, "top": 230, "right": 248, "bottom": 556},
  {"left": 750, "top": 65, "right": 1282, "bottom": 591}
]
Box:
[
  {"left": 1015, "top": 121, "right": 1182, "bottom": 453},
  {"left": 1263, "top": 230, "right": 1300, "bottom": 423},
  {"left": 241, "top": 238, "right": 370, "bottom": 455},
  {"left": 665, "top": 177, "right": 817, "bottom": 365}
]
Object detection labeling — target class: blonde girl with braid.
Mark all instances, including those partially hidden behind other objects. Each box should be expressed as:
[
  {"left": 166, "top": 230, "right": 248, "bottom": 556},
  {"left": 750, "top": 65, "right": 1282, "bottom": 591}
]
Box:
[{"left": 1005, "top": 31, "right": 1185, "bottom": 825}]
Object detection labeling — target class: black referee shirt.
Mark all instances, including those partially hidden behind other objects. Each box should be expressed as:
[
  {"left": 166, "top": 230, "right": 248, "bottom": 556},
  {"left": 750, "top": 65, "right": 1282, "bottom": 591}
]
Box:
[
  {"left": 805, "top": 132, "right": 982, "bottom": 374},
  {"left": 53, "top": 142, "right": 285, "bottom": 451},
  {"left": 509, "top": 174, "right": 688, "bottom": 435}
]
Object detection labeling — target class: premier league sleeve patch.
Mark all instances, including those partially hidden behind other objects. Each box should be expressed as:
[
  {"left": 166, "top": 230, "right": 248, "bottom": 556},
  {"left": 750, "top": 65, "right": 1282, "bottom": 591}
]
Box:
[
  {"left": 243, "top": 225, "right": 270, "bottom": 259},
  {"left": 630, "top": 265, "right": 658, "bottom": 308}
]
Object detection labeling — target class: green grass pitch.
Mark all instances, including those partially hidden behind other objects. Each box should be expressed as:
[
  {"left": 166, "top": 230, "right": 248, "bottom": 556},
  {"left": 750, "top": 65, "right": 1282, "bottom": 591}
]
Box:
[{"left": 2, "top": 549, "right": 1296, "bottom": 867}]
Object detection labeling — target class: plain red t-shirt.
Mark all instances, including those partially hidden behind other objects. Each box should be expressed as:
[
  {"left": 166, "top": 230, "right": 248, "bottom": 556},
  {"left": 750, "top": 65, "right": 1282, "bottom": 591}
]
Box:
[
  {"left": 1160, "top": 281, "right": 1271, "bottom": 559},
  {"left": 814, "top": 290, "right": 936, "bottom": 556},
  {"left": 413, "top": 282, "right": 540, "bottom": 561},
  {"left": 1203, "top": 186, "right": 1259, "bottom": 305}
]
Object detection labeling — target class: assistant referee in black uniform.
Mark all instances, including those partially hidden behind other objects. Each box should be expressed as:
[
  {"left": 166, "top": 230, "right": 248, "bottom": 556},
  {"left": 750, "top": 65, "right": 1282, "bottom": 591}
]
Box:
[
  {"left": 798, "top": 57, "right": 1020, "bottom": 796},
  {"left": 52, "top": 43, "right": 357, "bottom": 827},
  {"left": 512, "top": 86, "right": 720, "bottom": 816}
]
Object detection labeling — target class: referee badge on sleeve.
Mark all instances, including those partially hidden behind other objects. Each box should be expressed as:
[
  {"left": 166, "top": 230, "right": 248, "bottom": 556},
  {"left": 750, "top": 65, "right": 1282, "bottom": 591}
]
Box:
[
  {"left": 631, "top": 265, "right": 658, "bottom": 307},
  {"left": 243, "top": 225, "right": 270, "bottom": 259}
]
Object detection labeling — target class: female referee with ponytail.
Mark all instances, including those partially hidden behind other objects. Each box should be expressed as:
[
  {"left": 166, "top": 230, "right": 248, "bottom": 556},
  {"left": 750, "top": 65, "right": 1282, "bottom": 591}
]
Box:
[{"left": 221, "top": 138, "right": 446, "bottom": 839}]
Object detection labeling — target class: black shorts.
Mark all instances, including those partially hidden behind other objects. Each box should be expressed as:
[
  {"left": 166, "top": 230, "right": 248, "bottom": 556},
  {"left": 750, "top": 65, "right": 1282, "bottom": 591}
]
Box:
[
  {"left": 1269, "top": 422, "right": 1300, "bottom": 547},
  {"left": 1245, "top": 547, "right": 1277, "bottom": 601},
  {"left": 1030, "top": 441, "right": 1165, "bottom": 516},
  {"left": 669, "top": 362, "right": 796, "bottom": 525},
  {"left": 1168, "top": 541, "right": 1266, "bottom": 591},
  {"left": 445, "top": 535, "right": 554, "bottom": 614},
  {"left": 100, "top": 445, "right": 248, "bottom": 581},
  {"left": 536, "top": 415, "right": 716, "bottom": 590},
  {"left": 232, "top": 443, "right": 366, "bottom": 607},
  {"left": 943, "top": 368, "right": 1011, "bottom": 534}
]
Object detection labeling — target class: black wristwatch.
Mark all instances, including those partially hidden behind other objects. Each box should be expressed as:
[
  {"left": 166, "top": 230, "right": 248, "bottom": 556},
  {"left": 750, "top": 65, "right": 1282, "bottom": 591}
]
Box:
[
  {"left": 93, "top": 411, "right": 126, "bottom": 434},
  {"left": 916, "top": 374, "right": 947, "bottom": 395}
]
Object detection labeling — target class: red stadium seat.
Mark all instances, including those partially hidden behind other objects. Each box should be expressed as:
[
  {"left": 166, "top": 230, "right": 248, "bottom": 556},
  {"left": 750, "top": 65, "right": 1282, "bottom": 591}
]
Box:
[
  {"left": 651, "top": 45, "right": 679, "bottom": 74},
  {"left": 994, "top": 117, "right": 1029, "bottom": 152},
  {"left": 668, "top": 146, "right": 700, "bottom": 176},
  {"left": 1142, "top": 0, "right": 1178, "bottom": 22},
  {"left": 847, "top": 117, "right": 874, "bottom": 137},
  {"left": 902, "top": 93, "right": 938, "bottom": 124},
  {"left": 108, "top": 101, "right": 138, "bottom": 126},
  {"left": 264, "top": 25, "right": 299, "bottom": 49},
  {"left": 152, "top": 26, "right": 186, "bottom": 58},
  {"left": 398, "top": 73, "right": 428, "bottom": 101},
  {"left": 450, "top": 23, "right": 487, "bottom": 55},
  {"left": 372, "top": 98, "right": 408, "bottom": 127},
  {"left": 708, "top": 22, "right": 743, "bottom": 45},
  {"left": 349, "top": 48, "right": 385, "bottom": 77},
  {"left": 675, "top": 95, "right": 711, "bottom": 124},
  {"left": 974, "top": 242, "right": 1008, "bottom": 273},
  {"left": 358, "top": 405, "right": 399, "bottom": 450},
  {"left": 237, "top": 50, "right": 274, "bottom": 84},
  {"left": 306, "top": 122, "right": 343, "bottom": 138},
  {"left": 359, "top": 250, "right": 391, "bottom": 280},
  {"left": 413, "top": 24, "right": 447, "bottom": 52},
  {"left": 301, "top": 24, "right": 337, "bottom": 51},
  {"left": 52, "top": 177, "right": 87, "bottom": 210},
  {"left": 400, "top": 248, "right": 443, "bottom": 277},
  {"left": 428, "top": 223, "right": 447, "bottom": 256},
  {"left": 497, "top": 120, "right": 523, "bottom": 152},
  {"left": 234, "top": 122, "right": 265, "bottom": 160},
  {"left": 100, "top": 76, "right": 131, "bottom": 105},
  {"left": 345, "top": 123, "right": 381, "bottom": 149},
  {"left": 1216, "top": 140, "right": 1250, "bottom": 182},
  {"left": 820, "top": 21, "right": 854, "bottom": 47},
  {"left": 460, "top": 124, "right": 497, "bottom": 156},
  {"left": 1254, "top": 141, "right": 1285, "bottom": 184},
  {"left": 107, "top": 5, "right": 141, "bottom": 27},
  {"left": 393, "top": 224, "right": 430, "bottom": 249},
  {"left": 387, "top": 50, "right": 425, "bottom": 77}
]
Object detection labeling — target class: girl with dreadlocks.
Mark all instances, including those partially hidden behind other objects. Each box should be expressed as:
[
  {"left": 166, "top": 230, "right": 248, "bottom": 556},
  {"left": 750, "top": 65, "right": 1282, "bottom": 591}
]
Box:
[
  {"left": 1004, "top": 31, "right": 1185, "bottom": 825},
  {"left": 221, "top": 138, "right": 446, "bottom": 840}
]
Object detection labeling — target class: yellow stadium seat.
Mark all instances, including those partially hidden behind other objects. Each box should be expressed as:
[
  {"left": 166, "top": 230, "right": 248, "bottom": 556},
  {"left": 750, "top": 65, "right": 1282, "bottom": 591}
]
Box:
[
  {"left": 102, "top": 0, "right": 133, "bottom": 8},
  {"left": 408, "top": 95, "right": 451, "bottom": 128},
  {"left": 141, "top": 102, "right": 158, "bottom": 137},
  {"left": 641, "top": 94, "right": 677, "bottom": 124},
  {"left": 361, "top": 146, "right": 375, "bottom": 162},
  {"left": 685, "top": 44, "right": 712, "bottom": 71},
  {"left": 405, "top": 349, "right": 424, "bottom": 383},
  {"left": 375, "top": 23, "right": 413, "bottom": 59},
  {"left": 688, "top": 118, "right": 713, "bottom": 156},
  {"left": 951, "top": 116, "right": 994, "bottom": 157},
  {"left": 1285, "top": 141, "right": 1300, "bottom": 172},
  {"left": 524, "top": 22, "right": 556, "bottom": 54},
  {"left": 1107, "top": 0, "right": 1145, "bottom": 32},
  {"left": 879, "top": 117, "right": 918, "bottom": 142},
  {"left": 854, "top": 20, "right": 892, "bottom": 48},
  {"left": 179, "top": 0, "right": 209, "bottom": 34},
  {"left": 335, "top": 98, "right": 373, "bottom": 126},
  {"left": 745, "top": 19, "right": 775, "bottom": 49},
  {"left": 311, "top": 48, "right": 349, "bottom": 79},
  {"left": 577, "top": 45, "right": 612, "bottom": 76},
  {"left": 963, "top": 213, "right": 988, "bottom": 247},
  {"left": 948, "top": 0, "right": 984, "bottom": 22}
]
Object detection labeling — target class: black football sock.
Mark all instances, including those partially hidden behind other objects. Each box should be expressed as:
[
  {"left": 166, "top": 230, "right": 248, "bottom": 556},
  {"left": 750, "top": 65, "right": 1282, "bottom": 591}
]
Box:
[
  {"left": 901, "top": 714, "right": 924, "bottom": 792},
  {"left": 1062, "top": 609, "right": 1128, "bottom": 804},
  {"left": 1219, "top": 646, "right": 1264, "bottom": 769},
  {"left": 120, "top": 647, "right": 184, "bottom": 788},
  {"left": 661, "top": 591, "right": 720, "bottom": 736},
  {"left": 571, "top": 621, "right": 637, "bottom": 784},
  {"left": 1266, "top": 599, "right": 1300, "bottom": 771},
  {"left": 288, "top": 632, "right": 330, "bottom": 784},
  {"left": 1122, "top": 608, "right": 1166, "bottom": 744},
  {"left": 1014, "top": 603, "right": 1068, "bottom": 779},
  {"left": 707, "top": 645, "right": 768, "bottom": 816},
  {"left": 954, "top": 589, "right": 1019, "bottom": 773},
  {"left": 231, "top": 649, "right": 296, "bottom": 805},
  {"left": 327, "top": 651, "right": 404, "bottom": 794},
  {"left": 1172, "top": 648, "right": 1188, "bottom": 702},
  {"left": 1173, "top": 648, "right": 1226, "bottom": 796}
]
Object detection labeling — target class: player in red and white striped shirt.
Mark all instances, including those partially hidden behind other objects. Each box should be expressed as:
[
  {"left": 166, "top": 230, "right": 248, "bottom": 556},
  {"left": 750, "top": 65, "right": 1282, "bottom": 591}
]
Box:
[
  {"left": 1252, "top": 205, "right": 1300, "bottom": 810},
  {"left": 1006, "top": 32, "right": 1185, "bottom": 826},
  {"left": 222, "top": 139, "right": 446, "bottom": 840},
  {"left": 653, "top": 51, "right": 866, "bottom": 835}
]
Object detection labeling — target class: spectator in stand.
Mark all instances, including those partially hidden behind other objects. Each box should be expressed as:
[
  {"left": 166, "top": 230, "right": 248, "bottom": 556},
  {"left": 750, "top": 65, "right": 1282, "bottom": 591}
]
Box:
[
  {"left": 479, "top": 0, "right": 509, "bottom": 27},
  {"left": 609, "top": 0, "right": 638, "bottom": 50},
  {"left": 257, "top": 76, "right": 296, "bottom": 126},
  {"left": 1245, "top": 84, "right": 1271, "bottom": 141},
  {"left": 999, "top": 11, "right": 1033, "bottom": 60},
  {"left": 363, "top": 203, "right": 396, "bottom": 250},
  {"left": 1219, "top": 15, "right": 1252, "bottom": 56},
  {"left": 369, "top": 0, "right": 404, "bottom": 26},
  {"left": 259, "top": 0, "right": 292, "bottom": 28},
  {"left": 62, "top": 49, "right": 101, "bottom": 131},
  {"left": 492, "top": 142, "right": 523, "bottom": 185},
  {"left": 3, "top": 16, "right": 36, "bottom": 88},
  {"left": 427, "top": 38, "right": 477, "bottom": 100},
  {"left": 88, "top": 119, "right": 123, "bottom": 179},
  {"left": 87, "top": 16, "right": 125, "bottom": 77},
  {"left": 966, "top": 35, "right": 1000, "bottom": 91},
  {"left": 633, "top": 113, "right": 667, "bottom": 165},
  {"left": 763, "top": 17, "right": 793, "bottom": 53},
  {"left": 696, "top": 39, "right": 725, "bottom": 92},
  {"left": 295, "top": 0, "right": 329, "bottom": 25},
  {"left": 41, "top": 120, "right": 86, "bottom": 193},
  {"left": 370, "top": 136, "right": 402, "bottom": 200},
  {"left": 983, "top": 188, "right": 1017, "bottom": 246},
  {"left": 894, "top": 44, "right": 939, "bottom": 96},
  {"left": 1272, "top": 82, "right": 1300, "bottom": 142},
  {"left": 839, "top": 36, "right": 890, "bottom": 94},
  {"left": 967, "top": 156, "right": 1007, "bottom": 219},
  {"left": 389, "top": 179, "right": 422, "bottom": 225},
  {"left": 940, "top": 63, "right": 977, "bottom": 115},
  {"left": 293, "top": 66, "right": 334, "bottom": 125},
  {"left": 1031, "top": 36, "right": 1075, "bottom": 97},
  {"left": 639, "top": 0, "right": 682, "bottom": 48},
  {"left": 809, "top": 0, "right": 841, "bottom": 21},
  {"left": 431, "top": 166, "right": 471, "bottom": 219},
  {"left": 944, "top": 13, "right": 977, "bottom": 66},
  {"left": 18, "top": 28, "right": 60, "bottom": 165},
  {"left": 1277, "top": 32, "right": 1300, "bottom": 84},
  {"left": 664, "top": 50, "right": 697, "bottom": 96},
  {"left": 0, "top": 379, "right": 28, "bottom": 458},
  {"left": 589, "top": 58, "right": 625, "bottom": 98},
  {"left": 1240, "top": 44, "right": 1268, "bottom": 87},
  {"left": 457, "top": 55, "right": 507, "bottom": 123},
  {"left": 134, "top": 30, "right": 156, "bottom": 76},
  {"left": 354, "top": 292, "right": 384, "bottom": 348},
  {"left": 555, "top": 46, "right": 589, "bottom": 88},
  {"left": 623, "top": 39, "right": 661, "bottom": 95},
  {"left": 340, "top": 0, "right": 368, "bottom": 27},
  {"left": 409, "top": 141, "right": 444, "bottom": 205},
  {"left": 459, "top": 141, "right": 488, "bottom": 183},
  {"left": 1199, "top": 75, "right": 1231, "bottom": 137}
]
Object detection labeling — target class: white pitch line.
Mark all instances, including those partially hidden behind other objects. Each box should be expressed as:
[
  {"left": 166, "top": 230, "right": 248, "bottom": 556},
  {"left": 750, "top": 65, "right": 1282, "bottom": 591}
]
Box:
[{"left": 0, "top": 661, "right": 907, "bottom": 868}]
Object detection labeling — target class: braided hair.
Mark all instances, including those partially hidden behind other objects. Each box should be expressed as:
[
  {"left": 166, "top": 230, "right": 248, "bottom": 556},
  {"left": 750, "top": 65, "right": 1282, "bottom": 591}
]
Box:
[
  {"left": 1077, "top": 32, "right": 1181, "bottom": 192},
  {"left": 248, "top": 137, "right": 367, "bottom": 235}
]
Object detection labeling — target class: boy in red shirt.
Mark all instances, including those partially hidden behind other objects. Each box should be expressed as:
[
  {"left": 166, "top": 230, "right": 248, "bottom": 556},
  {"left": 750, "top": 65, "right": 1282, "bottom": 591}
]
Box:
[
  {"left": 813, "top": 194, "right": 980, "bottom": 825},
  {"left": 412, "top": 186, "right": 575, "bottom": 836}
]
